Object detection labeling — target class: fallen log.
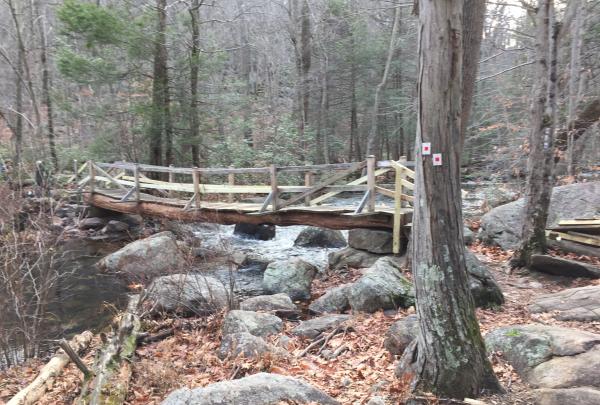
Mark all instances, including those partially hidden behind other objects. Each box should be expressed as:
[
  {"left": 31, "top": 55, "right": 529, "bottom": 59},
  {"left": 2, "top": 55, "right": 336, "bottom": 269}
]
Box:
[
  {"left": 77, "top": 295, "right": 141, "bottom": 405},
  {"left": 7, "top": 331, "right": 94, "bottom": 405}
]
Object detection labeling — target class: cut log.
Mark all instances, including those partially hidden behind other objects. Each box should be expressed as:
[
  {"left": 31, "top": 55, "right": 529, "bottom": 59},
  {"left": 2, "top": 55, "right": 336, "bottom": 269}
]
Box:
[
  {"left": 547, "top": 239, "right": 600, "bottom": 258},
  {"left": 530, "top": 254, "right": 600, "bottom": 278},
  {"left": 8, "top": 331, "right": 94, "bottom": 405},
  {"left": 77, "top": 295, "right": 141, "bottom": 405}
]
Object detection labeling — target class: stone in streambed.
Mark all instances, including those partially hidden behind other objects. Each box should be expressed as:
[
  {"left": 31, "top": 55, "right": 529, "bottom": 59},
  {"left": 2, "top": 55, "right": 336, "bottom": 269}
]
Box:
[
  {"left": 262, "top": 258, "right": 317, "bottom": 300},
  {"left": 292, "top": 314, "right": 352, "bottom": 339},
  {"left": 234, "top": 223, "right": 276, "bottom": 240},
  {"left": 308, "top": 283, "right": 353, "bottom": 314},
  {"left": 328, "top": 247, "right": 382, "bottom": 271},
  {"left": 222, "top": 310, "right": 283, "bottom": 338},
  {"left": 348, "top": 228, "right": 394, "bottom": 254},
  {"left": 294, "top": 226, "right": 347, "bottom": 248}
]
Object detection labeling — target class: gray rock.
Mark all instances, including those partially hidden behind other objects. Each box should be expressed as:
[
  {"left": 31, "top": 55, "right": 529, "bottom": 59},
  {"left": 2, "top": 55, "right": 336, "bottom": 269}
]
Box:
[
  {"left": 534, "top": 387, "right": 600, "bottom": 405},
  {"left": 78, "top": 217, "right": 106, "bottom": 230},
  {"left": 292, "top": 314, "right": 352, "bottom": 339},
  {"left": 464, "top": 227, "right": 475, "bottom": 245},
  {"left": 328, "top": 247, "right": 382, "bottom": 271},
  {"left": 366, "top": 396, "right": 387, "bottom": 405},
  {"left": 240, "top": 294, "right": 298, "bottom": 317},
  {"left": 294, "top": 226, "right": 347, "bottom": 248},
  {"left": 480, "top": 182, "right": 600, "bottom": 250},
  {"left": 485, "top": 324, "right": 600, "bottom": 374},
  {"left": 102, "top": 220, "right": 129, "bottom": 233},
  {"left": 262, "top": 258, "right": 317, "bottom": 300},
  {"left": 218, "top": 332, "right": 282, "bottom": 360},
  {"left": 529, "top": 345, "right": 600, "bottom": 388},
  {"left": 465, "top": 251, "right": 505, "bottom": 308},
  {"left": 529, "top": 285, "right": 600, "bottom": 321},
  {"left": 222, "top": 310, "right": 283, "bottom": 338},
  {"left": 308, "top": 284, "right": 353, "bottom": 314},
  {"left": 146, "top": 273, "right": 230, "bottom": 315},
  {"left": 530, "top": 254, "right": 600, "bottom": 278},
  {"left": 348, "top": 257, "right": 414, "bottom": 313},
  {"left": 384, "top": 315, "right": 419, "bottom": 356},
  {"left": 161, "top": 373, "right": 339, "bottom": 405},
  {"left": 234, "top": 223, "right": 276, "bottom": 240},
  {"left": 348, "top": 229, "right": 394, "bottom": 254},
  {"left": 98, "top": 231, "right": 186, "bottom": 278}
]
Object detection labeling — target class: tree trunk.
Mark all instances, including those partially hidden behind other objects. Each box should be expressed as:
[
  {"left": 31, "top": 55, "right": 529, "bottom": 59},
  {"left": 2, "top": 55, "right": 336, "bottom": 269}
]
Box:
[
  {"left": 566, "top": 0, "right": 584, "bottom": 176},
  {"left": 349, "top": 56, "right": 360, "bottom": 161},
  {"left": 365, "top": 5, "right": 400, "bottom": 158},
  {"left": 189, "top": 0, "right": 203, "bottom": 167},
  {"left": 511, "top": 0, "right": 559, "bottom": 268},
  {"left": 460, "top": 0, "right": 486, "bottom": 146},
  {"left": 148, "top": 0, "right": 169, "bottom": 168},
  {"left": 36, "top": 0, "right": 58, "bottom": 170},
  {"left": 15, "top": 45, "right": 24, "bottom": 166},
  {"left": 397, "top": 0, "right": 501, "bottom": 398}
]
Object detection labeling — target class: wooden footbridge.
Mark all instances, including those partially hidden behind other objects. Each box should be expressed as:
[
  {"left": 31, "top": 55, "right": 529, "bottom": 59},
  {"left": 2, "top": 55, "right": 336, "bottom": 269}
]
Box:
[{"left": 73, "top": 156, "right": 414, "bottom": 253}]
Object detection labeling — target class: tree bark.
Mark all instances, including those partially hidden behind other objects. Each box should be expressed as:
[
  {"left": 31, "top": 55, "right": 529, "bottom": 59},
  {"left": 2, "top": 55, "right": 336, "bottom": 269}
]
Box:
[
  {"left": 460, "top": 0, "right": 486, "bottom": 146},
  {"left": 397, "top": 0, "right": 501, "bottom": 398},
  {"left": 189, "top": 0, "right": 203, "bottom": 167},
  {"left": 35, "top": 0, "right": 58, "bottom": 170},
  {"left": 365, "top": 5, "right": 401, "bottom": 158},
  {"left": 149, "top": 0, "right": 170, "bottom": 168},
  {"left": 566, "top": 0, "right": 584, "bottom": 176},
  {"left": 511, "top": 0, "right": 559, "bottom": 268}
]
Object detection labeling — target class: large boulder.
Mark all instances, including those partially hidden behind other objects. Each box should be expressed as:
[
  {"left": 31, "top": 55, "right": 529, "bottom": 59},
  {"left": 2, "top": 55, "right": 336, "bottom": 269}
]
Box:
[
  {"left": 218, "top": 332, "right": 283, "bottom": 360},
  {"left": 161, "top": 373, "right": 339, "bottom": 405},
  {"left": 465, "top": 251, "right": 505, "bottom": 308},
  {"left": 240, "top": 294, "right": 299, "bottom": 318},
  {"left": 98, "top": 231, "right": 185, "bottom": 278},
  {"left": 528, "top": 346, "right": 600, "bottom": 389},
  {"left": 146, "top": 274, "right": 230, "bottom": 314},
  {"left": 308, "top": 284, "right": 353, "bottom": 314},
  {"left": 292, "top": 314, "right": 352, "bottom": 339},
  {"left": 348, "top": 257, "right": 414, "bottom": 313},
  {"left": 485, "top": 324, "right": 600, "bottom": 374},
  {"left": 535, "top": 387, "right": 600, "bottom": 405},
  {"left": 384, "top": 315, "right": 419, "bottom": 356},
  {"left": 348, "top": 229, "right": 394, "bottom": 254},
  {"left": 78, "top": 217, "right": 106, "bottom": 230},
  {"left": 529, "top": 254, "right": 600, "bottom": 278},
  {"left": 234, "top": 223, "right": 276, "bottom": 240},
  {"left": 262, "top": 258, "right": 317, "bottom": 300},
  {"left": 294, "top": 227, "right": 346, "bottom": 248},
  {"left": 328, "top": 247, "right": 382, "bottom": 271},
  {"left": 222, "top": 310, "right": 283, "bottom": 338},
  {"left": 529, "top": 285, "right": 600, "bottom": 321},
  {"left": 480, "top": 182, "right": 600, "bottom": 250}
]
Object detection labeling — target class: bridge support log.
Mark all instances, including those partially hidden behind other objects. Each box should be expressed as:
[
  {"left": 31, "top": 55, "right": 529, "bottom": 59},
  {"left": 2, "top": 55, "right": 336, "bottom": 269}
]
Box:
[{"left": 85, "top": 192, "right": 400, "bottom": 231}]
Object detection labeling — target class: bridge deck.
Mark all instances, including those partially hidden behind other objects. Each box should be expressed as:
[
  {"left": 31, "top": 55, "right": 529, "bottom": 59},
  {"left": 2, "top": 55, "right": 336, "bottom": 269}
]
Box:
[
  {"left": 87, "top": 189, "right": 411, "bottom": 230},
  {"left": 78, "top": 158, "right": 415, "bottom": 251}
]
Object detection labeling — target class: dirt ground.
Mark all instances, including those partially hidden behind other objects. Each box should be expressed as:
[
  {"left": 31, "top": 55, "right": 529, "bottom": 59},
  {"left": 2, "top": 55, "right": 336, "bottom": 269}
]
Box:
[{"left": 1, "top": 243, "right": 599, "bottom": 405}]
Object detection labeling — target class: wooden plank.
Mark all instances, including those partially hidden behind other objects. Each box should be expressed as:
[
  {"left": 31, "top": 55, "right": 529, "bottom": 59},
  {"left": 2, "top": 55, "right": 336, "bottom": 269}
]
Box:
[
  {"left": 270, "top": 165, "right": 278, "bottom": 211},
  {"left": 193, "top": 169, "right": 201, "bottom": 208},
  {"left": 309, "top": 167, "right": 390, "bottom": 205},
  {"left": 66, "top": 161, "right": 88, "bottom": 183},
  {"left": 277, "top": 162, "right": 359, "bottom": 173},
  {"left": 375, "top": 186, "right": 395, "bottom": 198},
  {"left": 89, "top": 161, "right": 95, "bottom": 194},
  {"left": 354, "top": 190, "right": 370, "bottom": 214},
  {"left": 228, "top": 167, "right": 235, "bottom": 203},
  {"left": 134, "top": 164, "right": 140, "bottom": 203},
  {"left": 259, "top": 191, "right": 274, "bottom": 213},
  {"left": 93, "top": 164, "right": 128, "bottom": 191},
  {"left": 277, "top": 161, "right": 365, "bottom": 210},
  {"left": 392, "top": 166, "right": 403, "bottom": 254},
  {"left": 558, "top": 219, "right": 600, "bottom": 226},
  {"left": 546, "top": 230, "right": 600, "bottom": 247},
  {"left": 304, "top": 171, "right": 314, "bottom": 206},
  {"left": 367, "top": 156, "right": 376, "bottom": 213},
  {"left": 96, "top": 161, "right": 270, "bottom": 175}
]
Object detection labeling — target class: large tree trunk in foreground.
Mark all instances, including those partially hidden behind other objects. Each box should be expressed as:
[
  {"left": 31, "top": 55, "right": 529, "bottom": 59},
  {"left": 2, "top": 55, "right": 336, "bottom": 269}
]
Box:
[
  {"left": 511, "top": 0, "right": 559, "bottom": 268},
  {"left": 78, "top": 295, "right": 141, "bottom": 405},
  {"left": 397, "top": 0, "right": 501, "bottom": 398},
  {"left": 8, "top": 331, "right": 93, "bottom": 405}
]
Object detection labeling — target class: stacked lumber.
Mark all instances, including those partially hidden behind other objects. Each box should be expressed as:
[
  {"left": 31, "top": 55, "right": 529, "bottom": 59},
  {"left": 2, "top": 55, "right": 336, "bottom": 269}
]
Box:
[{"left": 546, "top": 218, "right": 600, "bottom": 257}]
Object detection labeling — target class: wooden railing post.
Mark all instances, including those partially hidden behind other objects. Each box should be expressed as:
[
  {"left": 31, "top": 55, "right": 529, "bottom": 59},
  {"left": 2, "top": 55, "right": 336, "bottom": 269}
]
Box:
[
  {"left": 168, "top": 164, "right": 174, "bottom": 198},
  {"left": 193, "top": 168, "right": 201, "bottom": 208},
  {"left": 366, "top": 155, "right": 376, "bottom": 212},
  {"left": 228, "top": 167, "right": 235, "bottom": 203},
  {"left": 304, "top": 171, "right": 314, "bottom": 206},
  {"left": 89, "top": 160, "right": 95, "bottom": 194},
  {"left": 270, "top": 164, "right": 278, "bottom": 211},
  {"left": 393, "top": 166, "right": 403, "bottom": 255},
  {"left": 73, "top": 159, "right": 78, "bottom": 180},
  {"left": 134, "top": 164, "right": 141, "bottom": 203}
]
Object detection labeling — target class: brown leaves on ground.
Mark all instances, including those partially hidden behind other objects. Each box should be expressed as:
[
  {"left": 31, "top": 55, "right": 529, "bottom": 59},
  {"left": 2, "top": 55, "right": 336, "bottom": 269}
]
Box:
[{"left": 3, "top": 244, "right": 600, "bottom": 405}]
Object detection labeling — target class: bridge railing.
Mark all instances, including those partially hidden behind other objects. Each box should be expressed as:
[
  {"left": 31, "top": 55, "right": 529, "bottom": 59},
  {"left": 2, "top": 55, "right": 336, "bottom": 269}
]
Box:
[{"left": 74, "top": 157, "right": 414, "bottom": 253}]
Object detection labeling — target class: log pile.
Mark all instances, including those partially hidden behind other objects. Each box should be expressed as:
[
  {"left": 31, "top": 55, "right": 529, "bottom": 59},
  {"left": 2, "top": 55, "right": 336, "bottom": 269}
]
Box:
[{"left": 547, "top": 218, "right": 600, "bottom": 257}]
